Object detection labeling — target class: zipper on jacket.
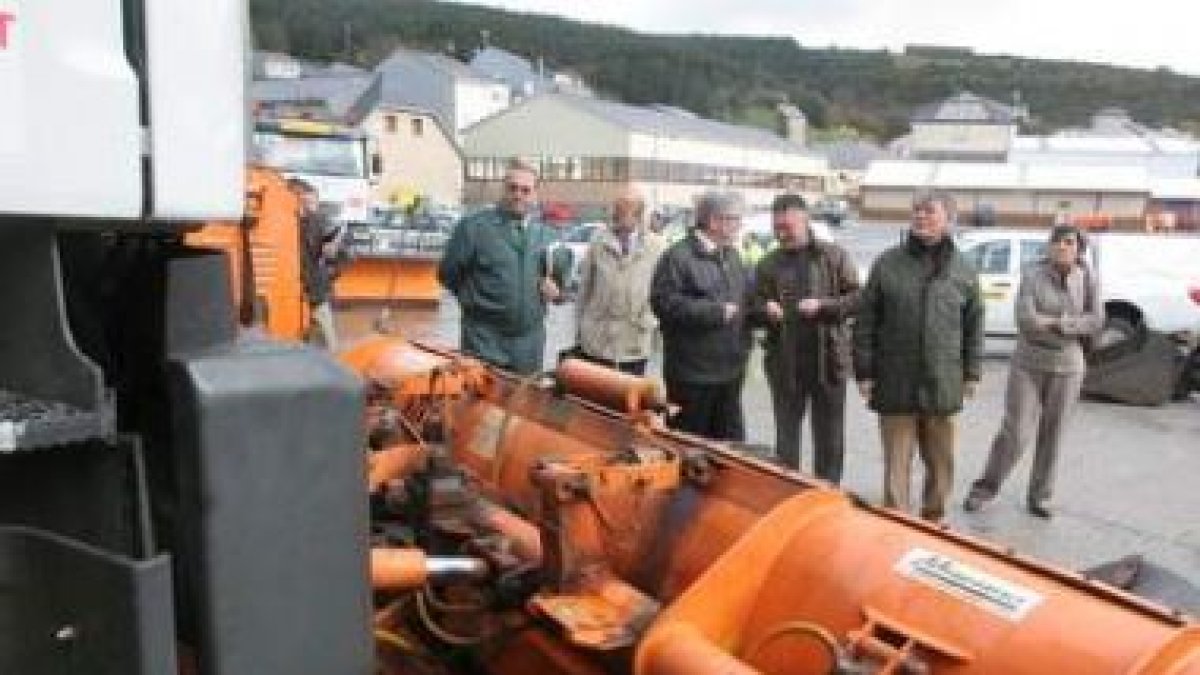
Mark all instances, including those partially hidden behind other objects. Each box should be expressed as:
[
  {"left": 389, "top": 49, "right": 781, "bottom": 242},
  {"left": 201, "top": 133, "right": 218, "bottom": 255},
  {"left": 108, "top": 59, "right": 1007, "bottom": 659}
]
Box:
[{"left": 917, "top": 260, "right": 934, "bottom": 407}]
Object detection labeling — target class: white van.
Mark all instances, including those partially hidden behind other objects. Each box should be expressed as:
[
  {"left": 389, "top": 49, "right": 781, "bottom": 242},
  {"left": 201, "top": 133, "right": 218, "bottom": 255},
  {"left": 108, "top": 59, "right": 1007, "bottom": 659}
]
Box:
[{"left": 957, "top": 229, "right": 1200, "bottom": 336}]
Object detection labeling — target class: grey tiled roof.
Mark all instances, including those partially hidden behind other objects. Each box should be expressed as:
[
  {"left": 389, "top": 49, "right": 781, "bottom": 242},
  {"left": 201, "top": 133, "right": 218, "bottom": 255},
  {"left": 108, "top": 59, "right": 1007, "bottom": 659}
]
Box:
[
  {"left": 470, "top": 46, "right": 556, "bottom": 95},
  {"left": 809, "top": 139, "right": 890, "bottom": 171},
  {"left": 377, "top": 48, "right": 498, "bottom": 84},
  {"left": 251, "top": 75, "right": 374, "bottom": 118},
  {"left": 551, "top": 94, "right": 812, "bottom": 155},
  {"left": 470, "top": 47, "right": 535, "bottom": 78}
]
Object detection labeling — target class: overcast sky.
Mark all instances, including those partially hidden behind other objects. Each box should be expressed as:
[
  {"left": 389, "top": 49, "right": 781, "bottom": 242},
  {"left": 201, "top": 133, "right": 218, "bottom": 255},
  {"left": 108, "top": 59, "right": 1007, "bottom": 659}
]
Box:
[{"left": 449, "top": 0, "right": 1199, "bottom": 75}]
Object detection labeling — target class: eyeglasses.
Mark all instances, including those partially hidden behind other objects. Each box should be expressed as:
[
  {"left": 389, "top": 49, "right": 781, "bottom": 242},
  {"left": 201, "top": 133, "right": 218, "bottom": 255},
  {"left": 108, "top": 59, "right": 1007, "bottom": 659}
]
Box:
[{"left": 504, "top": 182, "right": 534, "bottom": 195}]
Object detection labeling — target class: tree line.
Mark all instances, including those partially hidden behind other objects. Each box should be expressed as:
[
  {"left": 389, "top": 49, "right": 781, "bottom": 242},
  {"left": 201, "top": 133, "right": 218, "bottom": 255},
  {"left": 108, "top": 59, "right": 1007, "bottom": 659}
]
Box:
[{"left": 250, "top": 0, "right": 1200, "bottom": 140}]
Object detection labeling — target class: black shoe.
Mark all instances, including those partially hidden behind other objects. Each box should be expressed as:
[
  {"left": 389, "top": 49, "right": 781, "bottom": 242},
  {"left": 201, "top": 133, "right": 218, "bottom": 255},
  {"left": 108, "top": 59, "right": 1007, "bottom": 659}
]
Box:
[
  {"left": 919, "top": 510, "right": 946, "bottom": 525},
  {"left": 963, "top": 494, "right": 987, "bottom": 512},
  {"left": 1028, "top": 503, "right": 1053, "bottom": 519}
]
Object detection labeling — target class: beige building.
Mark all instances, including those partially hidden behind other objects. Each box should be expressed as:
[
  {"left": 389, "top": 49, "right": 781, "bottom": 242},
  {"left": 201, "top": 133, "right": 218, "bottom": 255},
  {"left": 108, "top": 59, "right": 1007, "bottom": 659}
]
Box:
[
  {"left": 462, "top": 93, "right": 828, "bottom": 213},
  {"left": 252, "top": 64, "right": 466, "bottom": 207},
  {"left": 356, "top": 105, "right": 464, "bottom": 207},
  {"left": 864, "top": 100, "right": 1199, "bottom": 228},
  {"left": 895, "top": 92, "right": 1023, "bottom": 162}
]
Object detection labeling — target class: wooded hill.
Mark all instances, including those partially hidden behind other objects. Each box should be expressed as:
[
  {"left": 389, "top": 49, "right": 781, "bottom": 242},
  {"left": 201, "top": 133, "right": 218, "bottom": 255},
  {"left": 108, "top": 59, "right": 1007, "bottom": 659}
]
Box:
[{"left": 250, "top": 0, "right": 1200, "bottom": 140}]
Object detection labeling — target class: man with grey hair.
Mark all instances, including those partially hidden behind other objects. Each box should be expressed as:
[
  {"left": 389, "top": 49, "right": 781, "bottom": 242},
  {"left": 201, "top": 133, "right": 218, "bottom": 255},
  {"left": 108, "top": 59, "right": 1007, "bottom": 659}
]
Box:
[
  {"left": 854, "top": 190, "right": 984, "bottom": 521},
  {"left": 650, "top": 191, "right": 752, "bottom": 440}
]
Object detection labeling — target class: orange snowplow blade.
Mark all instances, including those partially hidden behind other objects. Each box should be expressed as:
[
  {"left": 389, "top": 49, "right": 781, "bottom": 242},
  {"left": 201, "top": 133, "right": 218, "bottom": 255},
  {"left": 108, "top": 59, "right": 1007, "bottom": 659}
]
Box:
[{"left": 335, "top": 255, "right": 440, "bottom": 304}]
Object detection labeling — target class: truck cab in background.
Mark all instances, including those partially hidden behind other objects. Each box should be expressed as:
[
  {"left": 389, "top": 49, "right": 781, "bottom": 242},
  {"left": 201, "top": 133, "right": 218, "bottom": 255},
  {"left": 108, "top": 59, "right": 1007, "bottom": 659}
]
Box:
[{"left": 252, "top": 117, "right": 376, "bottom": 228}]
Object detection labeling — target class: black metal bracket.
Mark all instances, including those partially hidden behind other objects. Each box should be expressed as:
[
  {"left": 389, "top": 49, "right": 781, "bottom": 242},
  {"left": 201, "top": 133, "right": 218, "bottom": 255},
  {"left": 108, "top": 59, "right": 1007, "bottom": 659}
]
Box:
[{"left": 0, "top": 225, "right": 112, "bottom": 451}]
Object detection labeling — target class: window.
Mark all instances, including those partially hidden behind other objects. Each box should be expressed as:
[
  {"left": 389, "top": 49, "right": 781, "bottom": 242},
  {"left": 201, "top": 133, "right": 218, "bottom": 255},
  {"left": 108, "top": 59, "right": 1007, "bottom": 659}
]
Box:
[
  {"left": 384, "top": 115, "right": 398, "bottom": 134},
  {"left": 610, "top": 158, "right": 629, "bottom": 181},
  {"left": 965, "top": 240, "right": 1012, "bottom": 274},
  {"left": 252, "top": 132, "right": 366, "bottom": 178},
  {"left": 411, "top": 118, "right": 424, "bottom": 137},
  {"left": 1020, "top": 240, "right": 1046, "bottom": 267}
]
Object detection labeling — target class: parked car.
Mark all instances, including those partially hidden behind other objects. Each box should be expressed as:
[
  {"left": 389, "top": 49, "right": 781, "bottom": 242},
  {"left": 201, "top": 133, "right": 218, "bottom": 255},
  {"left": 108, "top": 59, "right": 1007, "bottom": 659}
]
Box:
[
  {"left": 958, "top": 229, "right": 1200, "bottom": 337},
  {"left": 559, "top": 221, "right": 605, "bottom": 292},
  {"left": 810, "top": 197, "right": 853, "bottom": 227},
  {"left": 960, "top": 229, "right": 1200, "bottom": 405}
]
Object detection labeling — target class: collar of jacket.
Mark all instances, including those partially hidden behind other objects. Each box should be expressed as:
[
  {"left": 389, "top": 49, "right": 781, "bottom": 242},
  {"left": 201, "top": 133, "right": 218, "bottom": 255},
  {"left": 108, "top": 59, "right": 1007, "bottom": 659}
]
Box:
[
  {"left": 778, "top": 240, "right": 823, "bottom": 258},
  {"left": 1033, "top": 257, "right": 1083, "bottom": 286},
  {"left": 905, "top": 231, "right": 954, "bottom": 258},
  {"left": 688, "top": 231, "right": 727, "bottom": 259},
  {"left": 496, "top": 206, "right": 531, "bottom": 228},
  {"left": 596, "top": 226, "right": 642, "bottom": 253}
]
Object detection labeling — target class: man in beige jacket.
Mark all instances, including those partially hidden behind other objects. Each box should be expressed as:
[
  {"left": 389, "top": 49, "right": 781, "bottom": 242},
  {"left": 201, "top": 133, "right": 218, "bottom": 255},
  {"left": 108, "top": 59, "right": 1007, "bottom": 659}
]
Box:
[{"left": 576, "top": 187, "right": 668, "bottom": 375}]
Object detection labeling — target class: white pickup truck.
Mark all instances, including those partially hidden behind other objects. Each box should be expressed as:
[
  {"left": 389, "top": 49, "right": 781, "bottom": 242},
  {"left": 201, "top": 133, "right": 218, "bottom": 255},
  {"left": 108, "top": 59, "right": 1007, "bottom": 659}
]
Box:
[{"left": 957, "top": 229, "right": 1200, "bottom": 337}]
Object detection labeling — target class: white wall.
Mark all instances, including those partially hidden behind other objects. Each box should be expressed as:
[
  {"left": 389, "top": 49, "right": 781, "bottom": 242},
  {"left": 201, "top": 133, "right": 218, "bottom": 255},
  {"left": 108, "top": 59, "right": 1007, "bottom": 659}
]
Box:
[
  {"left": 911, "top": 123, "right": 1012, "bottom": 157},
  {"left": 454, "top": 80, "right": 511, "bottom": 132},
  {"left": 1009, "top": 148, "right": 1200, "bottom": 179},
  {"left": 628, "top": 133, "right": 825, "bottom": 175}
]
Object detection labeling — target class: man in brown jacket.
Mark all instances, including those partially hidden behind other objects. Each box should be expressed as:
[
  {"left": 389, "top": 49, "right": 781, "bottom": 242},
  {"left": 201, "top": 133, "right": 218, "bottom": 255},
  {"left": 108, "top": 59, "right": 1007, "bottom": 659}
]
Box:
[
  {"left": 751, "top": 194, "right": 861, "bottom": 482},
  {"left": 576, "top": 186, "right": 668, "bottom": 375}
]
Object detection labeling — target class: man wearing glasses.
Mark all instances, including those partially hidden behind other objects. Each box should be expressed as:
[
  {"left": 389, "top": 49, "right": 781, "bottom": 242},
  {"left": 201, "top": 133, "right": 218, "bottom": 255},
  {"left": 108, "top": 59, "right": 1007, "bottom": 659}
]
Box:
[{"left": 439, "top": 160, "right": 571, "bottom": 374}]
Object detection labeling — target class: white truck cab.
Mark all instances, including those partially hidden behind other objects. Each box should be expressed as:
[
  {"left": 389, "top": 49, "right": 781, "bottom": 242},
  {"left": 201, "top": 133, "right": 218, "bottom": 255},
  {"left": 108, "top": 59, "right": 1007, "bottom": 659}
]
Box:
[
  {"left": 0, "top": 0, "right": 245, "bottom": 221},
  {"left": 958, "top": 228, "right": 1200, "bottom": 336},
  {"left": 252, "top": 118, "right": 374, "bottom": 227}
]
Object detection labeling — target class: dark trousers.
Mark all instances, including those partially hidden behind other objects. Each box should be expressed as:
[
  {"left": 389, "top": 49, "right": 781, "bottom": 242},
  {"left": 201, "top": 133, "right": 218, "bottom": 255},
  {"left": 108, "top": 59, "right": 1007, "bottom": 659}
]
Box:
[
  {"left": 768, "top": 373, "right": 846, "bottom": 483},
  {"left": 665, "top": 377, "right": 745, "bottom": 442}
]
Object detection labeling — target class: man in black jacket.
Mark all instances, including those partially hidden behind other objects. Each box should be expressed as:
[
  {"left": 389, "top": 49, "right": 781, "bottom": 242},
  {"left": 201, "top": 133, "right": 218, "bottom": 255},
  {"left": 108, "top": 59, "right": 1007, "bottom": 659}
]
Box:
[
  {"left": 650, "top": 191, "right": 751, "bottom": 441},
  {"left": 750, "top": 194, "right": 860, "bottom": 482}
]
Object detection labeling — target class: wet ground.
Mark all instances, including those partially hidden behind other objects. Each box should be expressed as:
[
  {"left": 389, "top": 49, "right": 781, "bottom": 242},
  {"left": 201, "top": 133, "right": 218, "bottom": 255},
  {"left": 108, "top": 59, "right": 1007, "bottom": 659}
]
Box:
[{"left": 335, "top": 222, "right": 1200, "bottom": 614}]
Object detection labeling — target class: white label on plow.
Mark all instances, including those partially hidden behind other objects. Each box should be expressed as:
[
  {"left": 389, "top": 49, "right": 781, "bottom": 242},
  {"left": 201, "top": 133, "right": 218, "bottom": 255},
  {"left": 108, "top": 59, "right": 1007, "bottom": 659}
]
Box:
[{"left": 895, "top": 548, "right": 1044, "bottom": 621}]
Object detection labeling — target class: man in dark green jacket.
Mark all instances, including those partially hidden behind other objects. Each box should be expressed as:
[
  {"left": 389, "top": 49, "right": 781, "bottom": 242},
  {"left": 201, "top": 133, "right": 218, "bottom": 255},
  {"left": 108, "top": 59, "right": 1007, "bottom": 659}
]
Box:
[
  {"left": 854, "top": 191, "right": 984, "bottom": 521},
  {"left": 750, "top": 194, "right": 860, "bottom": 483},
  {"left": 438, "top": 161, "right": 570, "bottom": 374}
]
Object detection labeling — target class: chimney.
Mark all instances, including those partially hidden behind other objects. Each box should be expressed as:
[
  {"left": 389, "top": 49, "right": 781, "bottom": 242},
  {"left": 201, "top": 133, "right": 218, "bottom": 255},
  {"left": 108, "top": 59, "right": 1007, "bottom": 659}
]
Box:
[{"left": 777, "top": 103, "right": 807, "bottom": 146}]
